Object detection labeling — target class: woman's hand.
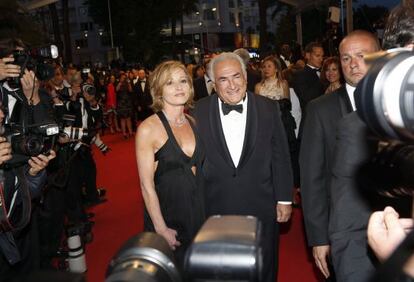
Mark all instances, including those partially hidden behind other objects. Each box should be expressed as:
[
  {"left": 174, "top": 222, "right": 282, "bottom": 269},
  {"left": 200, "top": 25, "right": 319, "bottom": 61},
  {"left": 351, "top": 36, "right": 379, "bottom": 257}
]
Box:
[{"left": 157, "top": 227, "right": 181, "bottom": 250}]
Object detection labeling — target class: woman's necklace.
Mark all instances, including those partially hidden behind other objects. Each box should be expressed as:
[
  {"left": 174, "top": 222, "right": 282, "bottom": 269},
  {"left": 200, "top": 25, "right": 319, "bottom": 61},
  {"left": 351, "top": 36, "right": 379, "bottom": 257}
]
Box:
[{"left": 162, "top": 110, "right": 187, "bottom": 127}]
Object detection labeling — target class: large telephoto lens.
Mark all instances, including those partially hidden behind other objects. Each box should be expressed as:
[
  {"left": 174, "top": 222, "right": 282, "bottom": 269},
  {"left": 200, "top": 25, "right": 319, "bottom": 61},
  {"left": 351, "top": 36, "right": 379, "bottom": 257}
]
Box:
[
  {"left": 105, "top": 232, "right": 181, "bottom": 282},
  {"left": 355, "top": 49, "right": 414, "bottom": 141}
]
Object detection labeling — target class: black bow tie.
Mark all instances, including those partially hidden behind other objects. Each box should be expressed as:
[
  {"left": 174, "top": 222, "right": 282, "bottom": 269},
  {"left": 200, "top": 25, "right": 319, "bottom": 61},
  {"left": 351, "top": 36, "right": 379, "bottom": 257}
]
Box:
[
  {"left": 222, "top": 103, "right": 243, "bottom": 115},
  {"left": 140, "top": 80, "right": 146, "bottom": 84}
]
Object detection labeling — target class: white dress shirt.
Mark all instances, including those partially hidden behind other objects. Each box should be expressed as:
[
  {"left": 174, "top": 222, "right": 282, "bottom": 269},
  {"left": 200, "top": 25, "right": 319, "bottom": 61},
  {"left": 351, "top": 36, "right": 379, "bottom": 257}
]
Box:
[
  {"left": 345, "top": 83, "right": 356, "bottom": 111},
  {"left": 218, "top": 94, "right": 248, "bottom": 167}
]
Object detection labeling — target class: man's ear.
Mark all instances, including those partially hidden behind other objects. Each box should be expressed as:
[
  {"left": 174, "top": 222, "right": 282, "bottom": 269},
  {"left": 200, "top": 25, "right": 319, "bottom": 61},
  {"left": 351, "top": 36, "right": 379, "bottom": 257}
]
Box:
[{"left": 305, "top": 52, "right": 310, "bottom": 61}]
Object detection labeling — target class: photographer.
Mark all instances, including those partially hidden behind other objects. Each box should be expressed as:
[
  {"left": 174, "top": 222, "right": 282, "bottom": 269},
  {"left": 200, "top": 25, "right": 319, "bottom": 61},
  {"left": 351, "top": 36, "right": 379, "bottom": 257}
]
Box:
[
  {"left": 0, "top": 38, "right": 56, "bottom": 279},
  {"left": 362, "top": 2, "right": 414, "bottom": 281}
]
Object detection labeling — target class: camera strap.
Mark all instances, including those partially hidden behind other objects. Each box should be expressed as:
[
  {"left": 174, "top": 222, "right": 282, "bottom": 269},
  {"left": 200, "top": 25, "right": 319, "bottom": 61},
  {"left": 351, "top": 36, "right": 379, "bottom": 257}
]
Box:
[{"left": 0, "top": 167, "right": 31, "bottom": 233}]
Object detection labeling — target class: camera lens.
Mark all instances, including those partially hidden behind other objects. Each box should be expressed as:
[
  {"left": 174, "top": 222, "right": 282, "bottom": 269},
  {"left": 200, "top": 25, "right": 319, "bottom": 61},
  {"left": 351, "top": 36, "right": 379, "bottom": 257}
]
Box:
[
  {"left": 105, "top": 232, "right": 180, "bottom": 282},
  {"left": 14, "top": 136, "right": 43, "bottom": 156},
  {"left": 355, "top": 49, "right": 414, "bottom": 141}
]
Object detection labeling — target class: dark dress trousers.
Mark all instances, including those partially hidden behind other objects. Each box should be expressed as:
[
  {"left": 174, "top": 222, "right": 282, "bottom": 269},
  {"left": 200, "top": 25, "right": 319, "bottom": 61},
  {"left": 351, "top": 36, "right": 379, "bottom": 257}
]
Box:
[
  {"left": 300, "top": 86, "right": 353, "bottom": 247},
  {"left": 194, "top": 91, "right": 293, "bottom": 282},
  {"left": 293, "top": 65, "right": 324, "bottom": 137},
  {"left": 328, "top": 112, "right": 378, "bottom": 282}
]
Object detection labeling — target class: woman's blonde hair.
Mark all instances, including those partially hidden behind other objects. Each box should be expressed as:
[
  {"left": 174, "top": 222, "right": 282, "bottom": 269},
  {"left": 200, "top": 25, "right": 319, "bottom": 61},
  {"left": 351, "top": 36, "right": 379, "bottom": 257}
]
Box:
[{"left": 149, "top": 60, "right": 194, "bottom": 112}]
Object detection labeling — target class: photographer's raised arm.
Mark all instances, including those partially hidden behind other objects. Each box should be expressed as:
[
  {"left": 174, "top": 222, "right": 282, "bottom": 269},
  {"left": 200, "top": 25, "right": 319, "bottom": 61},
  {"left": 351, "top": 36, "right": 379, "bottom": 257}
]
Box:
[{"left": 20, "top": 69, "right": 40, "bottom": 105}]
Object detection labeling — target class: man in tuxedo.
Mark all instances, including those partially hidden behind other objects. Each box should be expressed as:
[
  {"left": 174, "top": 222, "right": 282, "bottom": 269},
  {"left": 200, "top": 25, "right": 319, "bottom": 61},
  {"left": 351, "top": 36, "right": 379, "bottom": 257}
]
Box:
[
  {"left": 133, "top": 68, "right": 152, "bottom": 121},
  {"left": 293, "top": 41, "right": 324, "bottom": 137},
  {"left": 194, "top": 52, "right": 294, "bottom": 282},
  {"left": 300, "top": 30, "right": 380, "bottom": 281},
  {"left": 279, "top": 44, "right": 292, "bottom": 70},
  {"left": 193, "top": 59, "right": 214, "bottom": 101}
]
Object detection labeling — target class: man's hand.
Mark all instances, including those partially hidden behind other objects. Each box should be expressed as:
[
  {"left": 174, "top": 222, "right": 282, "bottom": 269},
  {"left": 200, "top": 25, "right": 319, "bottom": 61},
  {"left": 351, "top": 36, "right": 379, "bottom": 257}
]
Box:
[
  {"left": 28, "top": 150, "right": 56, "bottom": 176},
  {"left": 0, "top": 57, "right": 20, "bottom": 81},
  {"left": 0, "top": 137, "right": 12, "bottom": 165},
  {"left": 313, "top": 245, "right": 331, "bottom": 278},
  {"left": 20, "top": 69, "right": 40, "bottom": 105},
  {"left": 367, "top": 206, "right": 414, "bottom": 262},
  {"left": 276, "top": 203, "right": 292, "bottom": 222}
]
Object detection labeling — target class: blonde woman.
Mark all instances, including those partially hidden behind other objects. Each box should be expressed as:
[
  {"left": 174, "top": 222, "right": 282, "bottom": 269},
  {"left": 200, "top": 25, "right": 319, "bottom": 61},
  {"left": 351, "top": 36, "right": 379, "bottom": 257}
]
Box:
[{"left": 135, "top": 61, "right": 205, "bottom": 269}]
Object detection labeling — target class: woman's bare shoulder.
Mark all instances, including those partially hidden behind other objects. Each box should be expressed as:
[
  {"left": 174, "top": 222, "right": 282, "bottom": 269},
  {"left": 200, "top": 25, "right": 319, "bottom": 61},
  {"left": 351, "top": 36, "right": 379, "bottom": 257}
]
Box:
[{"left": 137, "top": 114, "right": 163, "bottom": 139}]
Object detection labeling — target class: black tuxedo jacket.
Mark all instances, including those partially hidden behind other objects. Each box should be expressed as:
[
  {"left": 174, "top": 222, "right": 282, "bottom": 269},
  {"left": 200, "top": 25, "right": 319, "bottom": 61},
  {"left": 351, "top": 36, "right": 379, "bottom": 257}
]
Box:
[
  {"left": 299, "top": 86, "right": 353, "bottom": 246},
  {"left": 193, "top": 77, "right": 210, "bottom": 101},
  {"left": 194, "top": 91, "right": 293, "bottom": 220},
  {"left": 293, "top": 65, "right": 324, "bottom": 136},
  {"left": 293, "top": 65, "right": 324, "bottom": 112},
  {"left": 133, "top": 80, "right": 152, "bottom": 108}
]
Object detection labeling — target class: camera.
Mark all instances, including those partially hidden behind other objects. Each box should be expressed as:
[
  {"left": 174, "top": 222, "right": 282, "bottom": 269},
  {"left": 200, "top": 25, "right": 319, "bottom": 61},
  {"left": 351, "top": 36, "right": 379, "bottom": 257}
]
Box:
[
  {"left": 0, "top": 122, "right": 59, "bottom": 167},
  {"left": 58, "top": 114, "right": 90, "bottom": 141},
  {"left": 8, "top": 45, "right": 58, "bottom": 87},
  {"left": 81, "top": 68, "right": 91, "bottom": 82},
  {"left": 355, "top": 48, "right": 414, "bottom": 141},
  {"left": 106, "top": 215, "right": 262, "bottom": 282},
  {"left": 355, "top": 48, "right": 414, "bottom": 195}
]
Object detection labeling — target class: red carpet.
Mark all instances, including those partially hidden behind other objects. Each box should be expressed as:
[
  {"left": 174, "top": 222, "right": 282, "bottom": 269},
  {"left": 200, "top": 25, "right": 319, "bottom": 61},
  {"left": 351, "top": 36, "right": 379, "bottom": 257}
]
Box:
[{"left": 85, "top": 133, "right": 322, "bottom": 282}]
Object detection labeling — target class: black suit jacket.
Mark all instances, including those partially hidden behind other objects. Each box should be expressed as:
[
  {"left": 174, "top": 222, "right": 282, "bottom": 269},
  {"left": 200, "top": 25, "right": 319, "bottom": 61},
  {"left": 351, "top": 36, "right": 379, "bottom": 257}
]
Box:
[
  {"left": 194, "top": 91, "right": 293, "bottom": 220},
  {"left": 193, "top": 77, "right": 210, "bottom": 101},
  {"left": 328, "top": 112, "right": 379, "bottom": 280},
  {"left": 133, "top": 80, "right": 152, "bottom": 108},
  {"left": 299, "top": 86, "right": 353, "bottom": 246},
  {"left": 293, "top": 65, "right": 324, "bottom": 136},
  {"left": 293, "top": 65, "right": 324, "bottom": 112}
]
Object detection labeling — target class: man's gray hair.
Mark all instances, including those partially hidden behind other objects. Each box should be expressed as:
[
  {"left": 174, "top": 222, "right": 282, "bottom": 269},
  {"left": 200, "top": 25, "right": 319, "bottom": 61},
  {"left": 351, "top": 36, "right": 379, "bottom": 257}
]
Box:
[
  {"left": 233, "top": 48, "right": 250, "bottom": 64},
  {"left": 207, "top": 52, "right": 247, "bottom": 83}
]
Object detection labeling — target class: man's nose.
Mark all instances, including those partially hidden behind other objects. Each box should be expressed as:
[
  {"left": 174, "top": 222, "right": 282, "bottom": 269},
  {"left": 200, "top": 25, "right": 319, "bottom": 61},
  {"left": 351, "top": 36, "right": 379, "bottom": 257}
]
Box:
[{"left": 349, "top": 57, "right": 358, "bottom": 69}]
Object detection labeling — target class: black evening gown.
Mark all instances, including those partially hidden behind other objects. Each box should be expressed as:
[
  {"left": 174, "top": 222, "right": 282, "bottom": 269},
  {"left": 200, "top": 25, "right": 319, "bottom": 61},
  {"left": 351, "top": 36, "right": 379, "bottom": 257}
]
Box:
[{"left": 143, "top": 111, "right": 205, "bottom": 270}]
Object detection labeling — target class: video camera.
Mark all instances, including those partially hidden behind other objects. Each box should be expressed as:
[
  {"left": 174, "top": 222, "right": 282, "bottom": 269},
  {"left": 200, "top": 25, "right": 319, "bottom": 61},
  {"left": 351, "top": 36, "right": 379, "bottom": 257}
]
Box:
[
  {"left": 355, "top": 48, "right": 414, "bottom": 195},
  {"left": 8, "top": 45, "right": 58, "bottom": 87}
]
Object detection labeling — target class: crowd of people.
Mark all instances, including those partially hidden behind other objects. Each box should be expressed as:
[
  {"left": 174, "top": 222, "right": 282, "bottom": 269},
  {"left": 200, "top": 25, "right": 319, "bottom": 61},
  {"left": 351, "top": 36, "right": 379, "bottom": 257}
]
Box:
[{"left": 0, "top": 1, "right": 413, "bottom": 282}]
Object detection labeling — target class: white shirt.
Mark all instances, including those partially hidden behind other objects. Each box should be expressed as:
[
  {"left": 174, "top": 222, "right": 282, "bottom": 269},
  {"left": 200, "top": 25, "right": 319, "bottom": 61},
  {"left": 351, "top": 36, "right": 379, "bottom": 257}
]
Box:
[
  {"left": 345, "top": 83, "right": 356, "bottom": 111},
  {"left": 218, "top": 94, "right": 248, "bottom": 167}
]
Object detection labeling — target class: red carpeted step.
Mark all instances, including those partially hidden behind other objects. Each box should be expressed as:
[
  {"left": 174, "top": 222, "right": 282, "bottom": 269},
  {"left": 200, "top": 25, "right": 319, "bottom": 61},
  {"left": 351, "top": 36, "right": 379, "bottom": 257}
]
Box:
[{"left": 86, "top": 133, "right": 321, "bottom": 282}]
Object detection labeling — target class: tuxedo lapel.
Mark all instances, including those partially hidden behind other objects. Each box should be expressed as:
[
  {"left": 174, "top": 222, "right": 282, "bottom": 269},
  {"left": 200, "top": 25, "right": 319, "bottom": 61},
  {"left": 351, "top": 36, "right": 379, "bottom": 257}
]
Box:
[
  {"left": 237, "top": 91, "right": 257, "bottom": 170},
  {"left": 208, "top": 95, "right": 235, "bottom": 168},
  {"left": 337, "top": 86, "right": 353, "bottom": 116}
]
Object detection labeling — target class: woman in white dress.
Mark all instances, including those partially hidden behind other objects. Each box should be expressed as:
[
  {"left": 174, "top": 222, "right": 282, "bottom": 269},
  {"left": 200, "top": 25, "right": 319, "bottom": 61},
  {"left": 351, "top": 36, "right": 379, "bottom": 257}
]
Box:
[
  {"left": 255, "top": 55, "right": 300, "bottom": 187},
  {"left": 254, "top": 55, "right": 289, "bottom": 100}
]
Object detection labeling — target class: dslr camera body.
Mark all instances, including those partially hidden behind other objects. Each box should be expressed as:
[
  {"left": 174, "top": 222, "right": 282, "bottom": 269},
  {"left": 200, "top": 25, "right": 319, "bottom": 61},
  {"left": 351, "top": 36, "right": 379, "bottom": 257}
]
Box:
[
  {"left": 8, "top": 45, "right": 58, "bottom": 88},
  {"left": 1, "top": 122, "right": 59, "bottom": 166}
]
